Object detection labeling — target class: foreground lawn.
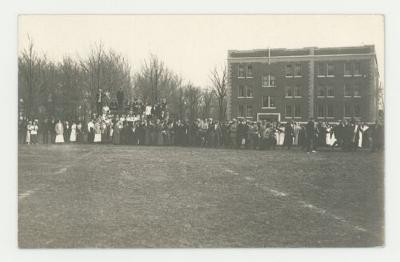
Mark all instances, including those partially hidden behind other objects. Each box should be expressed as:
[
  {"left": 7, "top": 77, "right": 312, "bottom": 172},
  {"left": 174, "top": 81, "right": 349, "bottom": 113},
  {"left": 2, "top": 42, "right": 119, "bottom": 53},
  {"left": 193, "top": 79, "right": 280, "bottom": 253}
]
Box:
[{"left": 18, "top": 144, "right": 384, "bottom": 248}]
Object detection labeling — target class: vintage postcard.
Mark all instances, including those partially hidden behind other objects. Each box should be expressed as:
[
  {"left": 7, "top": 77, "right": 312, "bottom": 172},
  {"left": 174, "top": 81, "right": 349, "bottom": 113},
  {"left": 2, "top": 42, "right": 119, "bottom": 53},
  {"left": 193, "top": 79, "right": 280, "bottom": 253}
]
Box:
[{"left": 17, "top": 14, "right": 384, "bottom": 248}]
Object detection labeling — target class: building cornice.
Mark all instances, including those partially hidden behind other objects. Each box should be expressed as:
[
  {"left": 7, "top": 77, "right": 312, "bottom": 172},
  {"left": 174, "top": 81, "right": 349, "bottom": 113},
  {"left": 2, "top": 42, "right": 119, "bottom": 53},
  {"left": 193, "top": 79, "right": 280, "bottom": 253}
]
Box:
[{"left": 228, "top": 53, "right": 376, "bottom": 63}]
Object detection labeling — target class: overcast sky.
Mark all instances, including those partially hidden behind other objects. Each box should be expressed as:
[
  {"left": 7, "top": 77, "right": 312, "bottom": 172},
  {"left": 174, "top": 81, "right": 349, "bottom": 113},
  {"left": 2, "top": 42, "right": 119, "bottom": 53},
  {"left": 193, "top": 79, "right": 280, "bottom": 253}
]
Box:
[{"left": 18, "top": 15, "right": 384, "bottom": 87}]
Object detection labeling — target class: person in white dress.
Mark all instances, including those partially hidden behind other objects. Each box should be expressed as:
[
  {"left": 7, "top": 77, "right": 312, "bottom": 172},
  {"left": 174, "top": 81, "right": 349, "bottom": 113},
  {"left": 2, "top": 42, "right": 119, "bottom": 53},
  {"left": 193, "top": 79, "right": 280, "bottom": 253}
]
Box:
[
  {"left": 360, "top": 123, "right": 369, "bottom": 148},
  {"left": 276, "top": 123, "right": 285, "bottom": 146},
  {"left": 325, "top": 124, "right": 335, "bottom": 146},
  {"left": 54, "top": 120, "right": 65, "bottom": 144},
  {"left": 93, "top": 120, "right": 102, "bottom": 143},
  {"left": 293, "top": 122, "right": 301, "bottom": 146},
  {"left": 25, "top": 120, "right": 32, "bottom": 144},
  {"left": 70, "top": 122, "right": 77, "bottom": 142}
]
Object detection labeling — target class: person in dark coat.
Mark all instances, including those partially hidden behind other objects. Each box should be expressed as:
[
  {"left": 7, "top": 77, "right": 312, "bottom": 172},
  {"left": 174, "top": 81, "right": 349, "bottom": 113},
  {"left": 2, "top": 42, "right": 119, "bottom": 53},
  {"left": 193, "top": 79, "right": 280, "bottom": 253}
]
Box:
[
  {"left": 342, "top": 120, "right": 354, "bottom": 151},
  {"left": 283, "top": 121, "right": 294, "bottom": 149},
  {"left": 42, "top": 118, "right": 49, "bottom": 144},
  {"left": 305, "top": 119, "right": 316, "bottom": 153},
  {"left": 371, "top": 121, "right": 384, "bottom": 151},
  {"left": 331, "top": 121, "right": 344, "bottom": 149},
  {"left": 236, "top": 120, "right": 244, "bottom": 149},
  {"left": 64, "top": 121, "right": 71, "bottom": 143},
  {"left": 298, "top": 124, "right": 306, "bottom": 151},
  {"left": 316, "top": 121, "right": 326, "bottom": 147},
  {"left": 18, "top": 118, "right": 26, "bottom": 144},
  {"left": 136, "top": 121, "right": 145, "bottom": 145}
]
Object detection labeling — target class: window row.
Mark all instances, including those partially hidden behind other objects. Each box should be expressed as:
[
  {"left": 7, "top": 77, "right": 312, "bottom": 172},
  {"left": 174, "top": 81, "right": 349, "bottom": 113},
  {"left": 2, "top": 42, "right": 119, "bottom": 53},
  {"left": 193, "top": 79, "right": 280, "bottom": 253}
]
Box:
[
  {"left": 344, "top": 103, "right": 361, "bottom": 118},
  {"left": 317, "top": 86, "right": 335, "bottom": 97},
  {"left": 238, "top": 102, "right": 361, "bottom": 118},
  {"left": 316, "top": 103, "right": 361, "bottom": 118},
  {"left": 316, "top": 104, "right": 335, "bottom": 118},
  {"left": 237, "top": 61, "right": 365, "bottom": 78},
  {"left": 285, "top": 86, "right": 302, "bottom": 98},
  {"left": 285, "top": 64, "right": 302, "bottom": 78},
  {"left": 238, "top": 105, "right": 253, "bottom": 117},
  {"left": 317, "top": 63, "right": 335, "bottom": 77},
  {"left": 344, "top": 62, "right": 362, "bottom": 76},
  {"left": 238, "top": 86, "right": 253, "bottom": 98},
  {"left": 316, "top": 62, "right": 364, "bottom": 77},
  {"left": 317, "top": 84, "right": 362, "bottom": 98},
  {"left": 238, "top": 64, "right": 253, "bottom": 78},
  {"left": 285, "top": 104, "right": 302, "bottom": 118},
  {"left": 344, "top": 83, "right": 361, "bottom": 97},
  {"left": 238, "top": 84, "right": 361, "bottom": 99},
  {"left": 262, "top": 74, "right": 276, "bottom": 87},
  {"left": 238, "top": 96, "right": 277, "bottom": 117}
]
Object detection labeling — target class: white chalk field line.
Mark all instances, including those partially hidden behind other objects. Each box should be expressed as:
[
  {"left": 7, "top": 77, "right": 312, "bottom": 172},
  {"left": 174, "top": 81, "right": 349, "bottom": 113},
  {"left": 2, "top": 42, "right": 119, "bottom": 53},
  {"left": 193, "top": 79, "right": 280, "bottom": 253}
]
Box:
[{"left": 223, "top": 166, "right": 370, "bottom": 235}]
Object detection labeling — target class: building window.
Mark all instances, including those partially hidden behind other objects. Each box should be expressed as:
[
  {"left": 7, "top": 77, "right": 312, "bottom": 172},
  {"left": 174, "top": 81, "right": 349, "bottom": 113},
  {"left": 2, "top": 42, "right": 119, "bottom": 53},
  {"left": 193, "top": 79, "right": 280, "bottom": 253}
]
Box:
[
  {"left": 285, "top": 104, "right": 292, "bottom": 117},
  {"left": 238, "top": 64, "right": 245, "bottom": 78},
  {"left": 294, "top": 64, "right": 302, "bottom": 77},
  {"left": 238, "top": 105, "right": 245, "bottom": 117},
  {"left": 246, "top": 105, "right": 253, "bottom": 117},
  {"left": 285, "top": 86, "right": 293, "bottom": 97},
  {"left": 285, "top": 65, "right": 293, "bottom": 77},
  {"left": 327, "top": 104, "right": 334, "bottom": 117},
  {"left": 246, "top": 87, "right": 253, "bottom": 97},
  {"left": 317, "top": 86, "right": 325, "bottom": 97},
  {"left": 262, "top": 76, "right": 269, "bottom": 87},
  {"left": 294, "top": 85, "right": 302, "bottom": 97},
  {"left": 354, "top": 104, "right": 361, "bottom": 117},
  {"left": 317, "top": 63, "right": 335, "bottom": 77},
  {"left": 353, "top": 84, "right": 361, "bottom": 97},
  {"left": 247, "top": 65, "right": 253, "bottom": 78},
  {"left": 354, "top": 62, "right": 361, "bottom": 76},
  {"left": 262, "top": 75, "right": 276, "bottom": 87},
  {"left": 317, "top": 63, "right": 325, "bottom": 77},
  {"left": 294, "top": 104, "right": 301, "bottom": 118},
  {"left": 262, "top": 96, "right": 276, "bottom": 108},
  {"left": 317, "top": 104, "right": 324, "bottom": 118},
  {"left": 238, "top": 86, "right": 245, "bottom": 97},
  {"left": 327, "top": 86, "right": 335, "bottom": 97},
  {"left": 344, "top": 83, "right": 352, "bottom": 97},
  {"left": 327, "top": 63, "right": 335, "bottom": 77},
  {"left": 344, "top": 103, "right": 352, "bottom": 117},
  {"left": 344, "top": 62, "right": 352, "bottom": 76},
  {"left": 270, "top": 75, "right": 276, "bottom": 87}
]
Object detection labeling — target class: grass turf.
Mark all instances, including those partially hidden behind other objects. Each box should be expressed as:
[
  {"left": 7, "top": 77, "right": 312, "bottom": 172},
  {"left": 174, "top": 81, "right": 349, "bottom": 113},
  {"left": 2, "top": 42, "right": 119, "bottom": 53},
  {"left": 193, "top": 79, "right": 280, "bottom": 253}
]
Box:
[{"left": 18, "top": 144, "right": 384, "bottom": 248}]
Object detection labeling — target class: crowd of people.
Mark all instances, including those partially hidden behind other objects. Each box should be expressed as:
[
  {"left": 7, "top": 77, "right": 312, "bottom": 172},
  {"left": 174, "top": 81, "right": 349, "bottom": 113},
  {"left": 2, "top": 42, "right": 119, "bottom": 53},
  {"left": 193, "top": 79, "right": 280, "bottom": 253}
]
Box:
[
  {"left": 19, "top": 89, "right": 384, "bottom": 152},
  {"left": 19, "top": 115, "right": 384, "bottom": 153}
]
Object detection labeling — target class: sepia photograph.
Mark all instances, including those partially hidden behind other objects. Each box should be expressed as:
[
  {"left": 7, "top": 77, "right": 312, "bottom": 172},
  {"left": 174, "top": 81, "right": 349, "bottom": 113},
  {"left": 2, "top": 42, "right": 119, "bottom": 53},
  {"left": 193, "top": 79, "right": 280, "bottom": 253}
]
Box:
[{"left": 17, "top": 14, "right": 384, "bottom": 248}]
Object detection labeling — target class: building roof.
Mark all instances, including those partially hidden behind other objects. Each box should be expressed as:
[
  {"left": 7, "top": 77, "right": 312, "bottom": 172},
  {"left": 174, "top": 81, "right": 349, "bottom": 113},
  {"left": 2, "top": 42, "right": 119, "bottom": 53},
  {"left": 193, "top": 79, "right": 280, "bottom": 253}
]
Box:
[{"left": 228, "top": 45, "right": 376, "bottom": 58}]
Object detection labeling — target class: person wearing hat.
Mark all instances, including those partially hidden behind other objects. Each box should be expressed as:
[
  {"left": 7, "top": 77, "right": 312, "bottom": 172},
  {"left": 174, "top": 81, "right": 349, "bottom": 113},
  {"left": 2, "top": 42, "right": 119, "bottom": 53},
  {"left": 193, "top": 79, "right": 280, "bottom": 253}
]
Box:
[{"left": 283, "top": 121, "right": 294, "bottom": 149}]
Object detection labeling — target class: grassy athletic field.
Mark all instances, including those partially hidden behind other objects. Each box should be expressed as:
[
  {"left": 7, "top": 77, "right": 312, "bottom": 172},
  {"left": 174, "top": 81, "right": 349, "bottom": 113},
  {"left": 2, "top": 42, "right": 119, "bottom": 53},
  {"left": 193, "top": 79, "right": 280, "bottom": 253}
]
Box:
[{"left": 18, "top": 144, "right": 384, "bottom": 248}]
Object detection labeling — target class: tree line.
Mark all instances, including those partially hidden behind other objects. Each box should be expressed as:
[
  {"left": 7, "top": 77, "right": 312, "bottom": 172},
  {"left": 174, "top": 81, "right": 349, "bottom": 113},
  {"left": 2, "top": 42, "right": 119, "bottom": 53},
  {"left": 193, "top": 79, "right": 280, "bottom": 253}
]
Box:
[{"left": 18, "top": 39, "right": 227, "bottom": 123}]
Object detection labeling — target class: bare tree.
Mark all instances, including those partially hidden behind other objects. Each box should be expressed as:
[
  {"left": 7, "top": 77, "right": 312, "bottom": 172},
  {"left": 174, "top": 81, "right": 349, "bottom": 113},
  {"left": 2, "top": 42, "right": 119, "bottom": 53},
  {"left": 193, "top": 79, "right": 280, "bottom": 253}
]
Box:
[
  {"left": 184, "top": 83, "right": 201, "bottom": 122},
  {"left": 18, "top": 39, "right": 133, "bottom": 121},
  {"left": 209, "top": 65, "right": 227, "bottom": 121},
  {"left": 200, "top": 89, "right": 214, "bottom": 119},
  {"left": 19, "top": 36, "right": 38, "bottom": 118},
  {"left": 134, "top": 54, "right": 171, "bottom": 104}
]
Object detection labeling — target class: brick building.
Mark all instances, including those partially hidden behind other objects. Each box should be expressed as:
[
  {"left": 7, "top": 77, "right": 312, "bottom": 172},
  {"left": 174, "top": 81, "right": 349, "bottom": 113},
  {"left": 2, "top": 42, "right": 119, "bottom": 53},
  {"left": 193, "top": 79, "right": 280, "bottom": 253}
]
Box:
[{"left": 227, "top": 45, "right": 380, "bottom": 123}]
